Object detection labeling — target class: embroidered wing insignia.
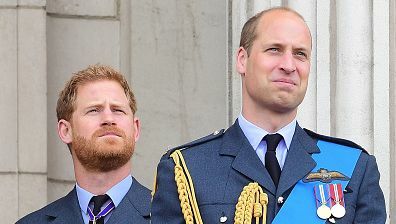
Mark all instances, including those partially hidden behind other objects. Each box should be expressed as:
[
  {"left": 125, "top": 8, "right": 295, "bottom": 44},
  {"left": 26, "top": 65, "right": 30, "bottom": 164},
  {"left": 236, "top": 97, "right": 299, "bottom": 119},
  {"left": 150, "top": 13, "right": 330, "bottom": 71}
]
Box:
[{"left": 303, "top": 168, "right": 350, "bottom": 183}]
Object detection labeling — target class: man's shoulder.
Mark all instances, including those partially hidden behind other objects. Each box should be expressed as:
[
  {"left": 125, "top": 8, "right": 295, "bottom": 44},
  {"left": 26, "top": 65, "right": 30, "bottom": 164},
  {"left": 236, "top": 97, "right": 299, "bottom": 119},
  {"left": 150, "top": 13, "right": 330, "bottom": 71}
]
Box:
[
  {"left": 303, "top": 128, "right": 368, "bottom": 154},
  {"left": 130, "top": 176, "right": 151, "bottom": 202},
  {"left": 16, "top": 191, "right": 74, "bottom": 224},
  {"left": 126, "top": 177, "right": 151, "bottom": 218},
  {"left": 161, "top": 129, "right": 226, "bottom": 160}
]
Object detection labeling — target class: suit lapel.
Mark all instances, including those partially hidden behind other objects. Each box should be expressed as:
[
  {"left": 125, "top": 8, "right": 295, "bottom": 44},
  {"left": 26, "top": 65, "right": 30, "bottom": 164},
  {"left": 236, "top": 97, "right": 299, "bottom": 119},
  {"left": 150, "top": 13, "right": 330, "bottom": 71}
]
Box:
[
  {"left": 106, "top": 177, "right": 150, "bottom": 224},
  {"left": 45, "top": 188, "right": 85, "bottom": 224},
  {"left": 277, "top": 124, "right": 319, "bottom": 197},
  {"left": 219, "top": 121, "right": 277, "bottom": 195}
]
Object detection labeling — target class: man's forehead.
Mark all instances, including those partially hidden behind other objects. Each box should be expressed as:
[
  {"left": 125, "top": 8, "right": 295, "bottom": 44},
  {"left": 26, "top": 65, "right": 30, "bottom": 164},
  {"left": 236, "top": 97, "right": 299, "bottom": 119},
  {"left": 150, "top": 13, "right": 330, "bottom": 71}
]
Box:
[
  {"left": 74, "top": 81, "right": 128, "bottom": 103},
  {"left": 256, "top": 10, "right": 312, "bottom": 48}
]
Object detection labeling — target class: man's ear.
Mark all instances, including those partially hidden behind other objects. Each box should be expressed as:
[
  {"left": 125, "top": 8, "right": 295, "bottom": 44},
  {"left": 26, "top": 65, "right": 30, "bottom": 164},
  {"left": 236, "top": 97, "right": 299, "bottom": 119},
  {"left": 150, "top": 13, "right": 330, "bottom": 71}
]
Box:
[
  {"left": 132, "top": 116, "right": 141, "bottom": 142},
  {"left": 236, "top": 47, "right": 248, "bottom": 76},
  {"left": 58, "top": 119, "right": 73, "bottom": 144}
]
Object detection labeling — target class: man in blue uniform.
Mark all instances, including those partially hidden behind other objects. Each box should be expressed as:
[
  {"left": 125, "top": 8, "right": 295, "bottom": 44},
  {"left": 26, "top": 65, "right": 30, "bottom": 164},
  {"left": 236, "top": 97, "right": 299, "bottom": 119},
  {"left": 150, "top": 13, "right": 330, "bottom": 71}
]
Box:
[
  {"left": 17, "top": 65, "right": 150, "bottom": 224},
  {"left": 151, "top": 7, "right": 386, "bottom": 224}
]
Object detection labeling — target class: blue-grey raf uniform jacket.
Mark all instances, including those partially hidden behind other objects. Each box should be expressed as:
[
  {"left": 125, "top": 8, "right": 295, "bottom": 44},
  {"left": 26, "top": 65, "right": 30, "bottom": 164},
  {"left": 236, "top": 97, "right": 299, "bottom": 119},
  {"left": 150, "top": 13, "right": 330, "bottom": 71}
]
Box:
[
  {"left": 16, "top": 176, "right": 151, "bottom": 224},
  {"left": 151, "top": 121, "right": 386, "bottom": 224}
]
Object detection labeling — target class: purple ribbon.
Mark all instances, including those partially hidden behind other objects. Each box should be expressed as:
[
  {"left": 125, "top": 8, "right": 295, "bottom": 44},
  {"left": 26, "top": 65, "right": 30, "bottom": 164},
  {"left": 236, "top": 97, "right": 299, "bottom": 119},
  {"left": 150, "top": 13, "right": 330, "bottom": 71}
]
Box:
[{"left": 87, "top": 200, "right": 115, "bottom": 221}]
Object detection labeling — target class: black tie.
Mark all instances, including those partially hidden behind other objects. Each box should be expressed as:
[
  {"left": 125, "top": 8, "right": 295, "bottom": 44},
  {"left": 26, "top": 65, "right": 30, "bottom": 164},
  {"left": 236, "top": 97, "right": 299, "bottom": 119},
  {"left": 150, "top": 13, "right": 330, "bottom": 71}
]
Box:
[
  {"left": 264, "top": 133, "right": 283, "bottom": 187},
  {"left": 89, "top": 194, "right": 110, "bottom": 224}
]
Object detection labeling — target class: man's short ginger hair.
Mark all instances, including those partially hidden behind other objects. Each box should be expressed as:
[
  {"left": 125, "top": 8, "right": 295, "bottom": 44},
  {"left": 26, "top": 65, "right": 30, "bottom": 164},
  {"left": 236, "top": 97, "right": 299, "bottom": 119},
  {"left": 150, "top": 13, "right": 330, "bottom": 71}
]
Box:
[
  {"left": 239, "top": 7, "right": 307, "bottom": 56},
  {"left": 56, "top": 64, "right": 137, "bottom": 121}
]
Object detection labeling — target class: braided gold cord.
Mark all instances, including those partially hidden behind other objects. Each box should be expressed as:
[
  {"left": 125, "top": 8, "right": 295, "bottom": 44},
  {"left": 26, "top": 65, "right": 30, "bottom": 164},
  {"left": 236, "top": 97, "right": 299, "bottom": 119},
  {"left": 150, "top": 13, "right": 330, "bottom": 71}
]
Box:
[
  {"left": 171, "top": 150, "right": 203, "bottom": 224},
  {"left": 234, "top": 183, "right": 268, "bottom": 224}
]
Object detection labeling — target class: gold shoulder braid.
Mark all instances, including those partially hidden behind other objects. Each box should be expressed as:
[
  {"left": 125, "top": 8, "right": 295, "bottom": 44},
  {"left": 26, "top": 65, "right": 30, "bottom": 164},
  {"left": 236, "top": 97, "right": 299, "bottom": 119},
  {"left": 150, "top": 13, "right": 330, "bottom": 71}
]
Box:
[
  {"left": 171, "top": 150, "right": 203, "bottom": 224},
  {"left": 234, "top": 182, "right": 268, "bottom": 224},
  {"left": 170, "top": 150, "right": 268, "bottom": 224}
]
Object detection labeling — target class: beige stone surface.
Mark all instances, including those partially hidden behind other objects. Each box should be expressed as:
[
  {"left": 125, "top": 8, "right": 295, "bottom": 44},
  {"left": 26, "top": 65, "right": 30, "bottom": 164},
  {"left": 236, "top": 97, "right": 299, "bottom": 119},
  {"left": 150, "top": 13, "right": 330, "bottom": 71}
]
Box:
[
  {"left": 47, "top": 0, "right": 117, "bottom": 17},
  {"left": 0, "top": 0, "right": 16, "bottom": 7},
  {"left": 130, "top": 0, "right": 227, "bottom": 187},
  {"left": 18, "top": 0, "right": 45, "bottom": 7},
  {"left": 46, "top": 16, "right": 120, "bottom": 181},
  {"left": 1, "top": 174, "right": 18, "bottom": 223},
  {"left": 18, "top": 8, "right": 47, "bottom": 172},
  {"left": 0, "top": 9, "right": 18, "bottom": 172},
  {"left": 47, "top": 179, "right": 75, "bottom": 203},
  {"left": 18, "top": 173, "right": 47, "bottom": 218}
]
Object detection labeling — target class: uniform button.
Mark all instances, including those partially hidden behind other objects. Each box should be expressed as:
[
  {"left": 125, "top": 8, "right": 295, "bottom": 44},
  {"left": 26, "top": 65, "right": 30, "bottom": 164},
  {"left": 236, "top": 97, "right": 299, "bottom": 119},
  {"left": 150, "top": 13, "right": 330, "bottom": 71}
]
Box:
[
  {"left": 219, "top": 215, "right": 227, "bottom": 223},
  {"left": 277, "top": 196, "right": 284, "bottom": 204}
]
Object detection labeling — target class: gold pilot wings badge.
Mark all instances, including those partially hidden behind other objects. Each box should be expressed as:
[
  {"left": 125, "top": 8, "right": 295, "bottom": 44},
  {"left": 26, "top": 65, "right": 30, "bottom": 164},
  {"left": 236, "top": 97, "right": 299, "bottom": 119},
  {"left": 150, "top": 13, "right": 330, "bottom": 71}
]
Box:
[{"left": 303, "top": 168, "right": 350, "bottom": 183}]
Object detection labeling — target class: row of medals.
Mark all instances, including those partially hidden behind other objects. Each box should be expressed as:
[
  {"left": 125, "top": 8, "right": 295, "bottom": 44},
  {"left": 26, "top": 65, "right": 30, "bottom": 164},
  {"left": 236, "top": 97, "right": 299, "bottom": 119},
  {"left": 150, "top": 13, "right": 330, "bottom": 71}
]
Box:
[
  {"left": 317, "top": 200, "right": 345, "bottom": 219},
  {"left": 316, "top": 184, "right": 346, "bottom": 220}
]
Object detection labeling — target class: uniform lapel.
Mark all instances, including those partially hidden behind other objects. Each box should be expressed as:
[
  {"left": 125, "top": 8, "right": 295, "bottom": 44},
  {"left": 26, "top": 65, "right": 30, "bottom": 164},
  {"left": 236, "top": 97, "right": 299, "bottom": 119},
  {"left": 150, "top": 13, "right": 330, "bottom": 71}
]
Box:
[
  {"left": 219, "top": 121, "right": 277, "bottom": 195},
  {"left": 45, "top": 188, "right": 85, "bottom": 224},
  {"left": 277, "top": 123, "right": 319, "bottom": 197},
  {"left": 106, "top": 177, "right": 150, "bottom": 224}
]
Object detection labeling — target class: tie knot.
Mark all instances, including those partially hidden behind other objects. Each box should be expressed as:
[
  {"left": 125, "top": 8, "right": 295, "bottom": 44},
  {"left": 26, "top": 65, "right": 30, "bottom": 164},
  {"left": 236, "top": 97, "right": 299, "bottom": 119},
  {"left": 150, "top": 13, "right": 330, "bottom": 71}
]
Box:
[
  {"left": 264, "top": 133, "right": 283, "bottom": 152},
  {"left": 90, "top": 194, "right": 110, "bottom": 215}
]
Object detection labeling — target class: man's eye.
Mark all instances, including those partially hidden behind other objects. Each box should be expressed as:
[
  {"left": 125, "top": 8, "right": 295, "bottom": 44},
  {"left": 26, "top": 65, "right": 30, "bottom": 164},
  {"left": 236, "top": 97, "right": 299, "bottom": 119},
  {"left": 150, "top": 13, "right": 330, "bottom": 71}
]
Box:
[
  {"left": 87, "top": 108, "right": 99, "bottom": 113},
  {"left": 267, "top": 48, "right": 279, "bottom": 52},
  {"left": 114, "top": 109, "right": 126, "bottom": 114},
  {"left": 295, "top": 51, "right": 307, "bottom": 57}
]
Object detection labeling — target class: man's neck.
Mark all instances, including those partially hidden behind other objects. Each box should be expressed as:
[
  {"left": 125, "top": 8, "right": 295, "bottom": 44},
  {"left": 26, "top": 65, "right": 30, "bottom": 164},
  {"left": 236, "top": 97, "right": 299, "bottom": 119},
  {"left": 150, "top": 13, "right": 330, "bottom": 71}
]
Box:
[
  {"left": 74, "top": 161, "right": 131, "bottom": 195},
  {"left": 241, "top": 106, "right": 297, "bottom": 133}
]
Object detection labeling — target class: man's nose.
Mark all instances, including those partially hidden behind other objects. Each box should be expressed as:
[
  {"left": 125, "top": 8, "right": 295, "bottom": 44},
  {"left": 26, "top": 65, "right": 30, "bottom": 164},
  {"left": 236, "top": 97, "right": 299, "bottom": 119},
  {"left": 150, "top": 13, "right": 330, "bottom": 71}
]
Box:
[
  {"left": 101, "top": 108, "right": 116, "bottom": 126},
  {"left": 279, "top": 52, "right": 296, "bottom": 74}
]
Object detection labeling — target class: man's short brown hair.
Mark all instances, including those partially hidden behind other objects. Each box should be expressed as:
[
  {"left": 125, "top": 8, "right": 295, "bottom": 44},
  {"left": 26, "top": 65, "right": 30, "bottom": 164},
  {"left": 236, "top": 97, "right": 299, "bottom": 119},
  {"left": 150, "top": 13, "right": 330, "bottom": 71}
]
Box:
[
  {"left": 56, "top": 64, "right": 137, "bottom": 121},
  {"left": 239, "top": 7, "right": 307, "bottom": 55}
]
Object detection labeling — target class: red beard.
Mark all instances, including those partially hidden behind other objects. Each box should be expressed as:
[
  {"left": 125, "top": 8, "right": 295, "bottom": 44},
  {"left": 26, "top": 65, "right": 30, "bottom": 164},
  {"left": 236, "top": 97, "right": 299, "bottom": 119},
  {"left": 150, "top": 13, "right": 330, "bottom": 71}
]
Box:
[{"left": 72, "top": 126, "right": 134, "bottom": 172}]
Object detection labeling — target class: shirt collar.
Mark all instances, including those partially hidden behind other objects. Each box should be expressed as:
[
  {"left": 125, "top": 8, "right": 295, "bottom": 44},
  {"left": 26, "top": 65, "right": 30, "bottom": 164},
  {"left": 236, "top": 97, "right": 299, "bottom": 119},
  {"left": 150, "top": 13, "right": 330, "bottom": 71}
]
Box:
[
  {"left": 76, "top": 175, "right": 133, "bottom": 215},
  {"left": 238, "top": 114, "right": 296, "bottom": 150}
]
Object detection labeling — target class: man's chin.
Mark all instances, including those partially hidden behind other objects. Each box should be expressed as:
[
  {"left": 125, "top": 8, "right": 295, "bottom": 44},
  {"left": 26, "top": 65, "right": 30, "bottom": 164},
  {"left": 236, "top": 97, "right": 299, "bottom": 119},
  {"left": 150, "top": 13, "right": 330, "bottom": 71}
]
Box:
[{"left": 96, "top": 138, "right": 124, "bottom": 147}]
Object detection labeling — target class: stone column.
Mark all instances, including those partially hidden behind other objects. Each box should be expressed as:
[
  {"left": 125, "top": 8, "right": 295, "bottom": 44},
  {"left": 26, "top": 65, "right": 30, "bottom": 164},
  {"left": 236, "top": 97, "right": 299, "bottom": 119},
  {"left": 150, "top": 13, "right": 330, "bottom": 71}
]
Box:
[
  {"left": 17, "top": 0, "right": 47, "bottom": 218},
  {"left": 0, "top": 0, "right": 47, "bottom": 222},
  {"left": 0, "top": 1, "right": 19, "bottom": 222},
  {"left": 390, "top": 0, "right": 396, "bottom": 221}
]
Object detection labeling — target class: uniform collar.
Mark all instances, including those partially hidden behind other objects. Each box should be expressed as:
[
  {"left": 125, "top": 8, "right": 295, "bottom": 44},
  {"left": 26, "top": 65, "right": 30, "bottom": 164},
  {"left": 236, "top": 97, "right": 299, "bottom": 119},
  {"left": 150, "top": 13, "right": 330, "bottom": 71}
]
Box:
[
  {"left": 76, "top": 175, "right": 133, "bottom": 215},
  {"left": 237, "top": 113, "right": 296, "bottom": 151}
]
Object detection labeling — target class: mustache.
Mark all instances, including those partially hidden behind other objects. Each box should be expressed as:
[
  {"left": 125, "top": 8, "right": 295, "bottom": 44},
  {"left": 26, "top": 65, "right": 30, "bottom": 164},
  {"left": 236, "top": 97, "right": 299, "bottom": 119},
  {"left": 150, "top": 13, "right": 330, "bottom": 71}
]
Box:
[{"left": 92, "top": 126, "right": 126, "bottom": 138}]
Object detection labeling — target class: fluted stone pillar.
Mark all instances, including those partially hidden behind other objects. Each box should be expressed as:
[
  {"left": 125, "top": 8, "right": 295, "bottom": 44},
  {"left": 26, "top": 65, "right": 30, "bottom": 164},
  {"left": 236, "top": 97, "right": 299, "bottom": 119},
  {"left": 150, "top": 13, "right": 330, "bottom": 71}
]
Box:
[
  {"left": 335, "top": 1, "right": 372, "bottom": 150},
  {"left": 390, "top": 0, "right": 396, "bottom": 221}
]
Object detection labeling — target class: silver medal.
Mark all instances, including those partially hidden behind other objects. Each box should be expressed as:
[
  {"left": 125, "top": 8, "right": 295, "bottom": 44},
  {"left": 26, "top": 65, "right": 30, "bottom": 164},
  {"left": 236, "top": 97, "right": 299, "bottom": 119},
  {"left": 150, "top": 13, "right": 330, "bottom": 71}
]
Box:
[
  {"left": 331, "top": 203, "right": 346, "bottom": 218},
  {"left": 317, "top": 204, "right": 332, "bottom": 219}
]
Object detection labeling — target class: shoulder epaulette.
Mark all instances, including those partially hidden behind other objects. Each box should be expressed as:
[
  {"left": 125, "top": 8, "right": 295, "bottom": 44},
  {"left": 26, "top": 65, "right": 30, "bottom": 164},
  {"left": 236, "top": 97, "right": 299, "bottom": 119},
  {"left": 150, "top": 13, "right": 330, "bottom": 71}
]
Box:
[
  {"left": 304, "top": 128, "right": 368, "bottom": 154},
  {"left": 164, "top": 129, "right": 225, "bottom": 158}
]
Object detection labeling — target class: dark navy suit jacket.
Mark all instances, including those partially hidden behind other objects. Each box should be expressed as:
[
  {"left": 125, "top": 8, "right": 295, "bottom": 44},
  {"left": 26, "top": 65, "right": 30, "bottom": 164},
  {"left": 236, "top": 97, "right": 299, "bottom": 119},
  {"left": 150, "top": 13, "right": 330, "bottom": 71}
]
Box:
[
  {"left": 151, "top": 121, "right": 386, "bottom": 223},
  {"left": 17, "top": 176, "right": 151, "bottom": 224}
]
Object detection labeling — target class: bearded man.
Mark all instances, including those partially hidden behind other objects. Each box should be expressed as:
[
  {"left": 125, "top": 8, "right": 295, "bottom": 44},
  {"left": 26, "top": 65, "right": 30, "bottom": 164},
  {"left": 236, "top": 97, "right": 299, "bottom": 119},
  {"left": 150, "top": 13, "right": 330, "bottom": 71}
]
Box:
[{"left": 17, "top": 65, "right": 150, "bottom": 224}]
